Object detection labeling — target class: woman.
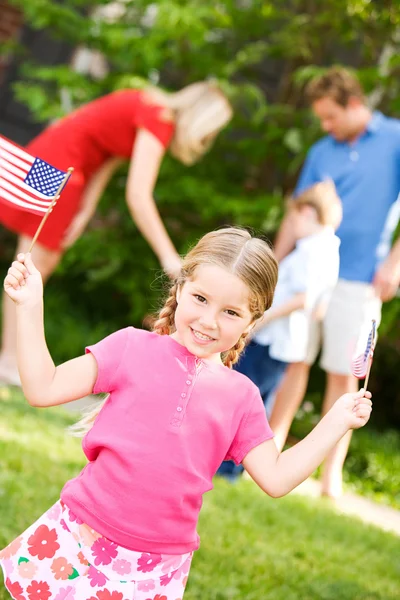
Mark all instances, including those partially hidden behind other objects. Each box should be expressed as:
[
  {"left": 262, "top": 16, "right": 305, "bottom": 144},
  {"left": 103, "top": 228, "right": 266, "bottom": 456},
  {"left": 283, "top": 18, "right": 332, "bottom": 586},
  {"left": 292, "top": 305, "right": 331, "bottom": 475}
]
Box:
[{"left": 0, "top": 81, "right": 233, "bottom": 385}]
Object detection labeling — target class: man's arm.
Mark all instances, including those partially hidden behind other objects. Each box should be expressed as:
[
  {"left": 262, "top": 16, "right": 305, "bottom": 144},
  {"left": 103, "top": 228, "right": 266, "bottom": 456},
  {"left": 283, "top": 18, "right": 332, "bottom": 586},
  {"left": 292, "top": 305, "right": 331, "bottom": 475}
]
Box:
[{"left": 373, "top": 236, "right": 400, "bottom": 301}]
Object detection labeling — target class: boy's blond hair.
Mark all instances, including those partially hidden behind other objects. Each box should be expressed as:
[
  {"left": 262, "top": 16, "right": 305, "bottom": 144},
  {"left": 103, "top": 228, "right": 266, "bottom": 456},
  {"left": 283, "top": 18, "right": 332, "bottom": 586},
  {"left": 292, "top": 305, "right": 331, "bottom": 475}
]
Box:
[{"left": 292, "top": 180, "right": 342, "bottom": 228}]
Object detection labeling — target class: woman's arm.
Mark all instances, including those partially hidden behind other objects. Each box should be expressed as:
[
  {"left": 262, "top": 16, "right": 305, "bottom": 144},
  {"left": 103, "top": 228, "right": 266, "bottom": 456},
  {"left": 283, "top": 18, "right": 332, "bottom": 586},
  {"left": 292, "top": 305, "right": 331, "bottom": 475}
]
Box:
[
  {"left": 62, "top": 157, "right": 122, "bottom": 249},
  {"left": 4, "top": 254, "right": 98, "bottom": 407},
  {"left": 242, "top": 388, "right": 372, "bottom": 497},
  {"left": 126, "top": 129, "right": 182, "bottom": 277}
]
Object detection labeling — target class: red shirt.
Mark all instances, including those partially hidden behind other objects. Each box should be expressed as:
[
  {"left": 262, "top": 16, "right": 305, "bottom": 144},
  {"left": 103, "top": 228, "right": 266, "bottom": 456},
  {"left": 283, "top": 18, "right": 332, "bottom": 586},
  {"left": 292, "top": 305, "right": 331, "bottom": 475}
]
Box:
[{"left": 0, "top": 90, "right": 175, "bottom": 249}]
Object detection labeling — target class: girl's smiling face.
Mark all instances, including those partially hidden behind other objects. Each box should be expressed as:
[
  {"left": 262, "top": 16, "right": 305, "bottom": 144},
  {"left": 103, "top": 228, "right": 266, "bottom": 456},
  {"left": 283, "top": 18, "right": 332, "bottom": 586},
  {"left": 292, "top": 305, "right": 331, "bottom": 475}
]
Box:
[{"left": 171, "top": 264, "right": 254, "bottom": 363}]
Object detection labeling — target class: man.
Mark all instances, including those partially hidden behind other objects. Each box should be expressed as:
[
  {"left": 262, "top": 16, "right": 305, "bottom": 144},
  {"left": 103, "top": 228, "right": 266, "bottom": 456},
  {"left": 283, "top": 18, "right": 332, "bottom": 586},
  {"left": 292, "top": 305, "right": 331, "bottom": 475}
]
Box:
[{"left": 270, "top": 67, "right": 400, "bottom": 497}]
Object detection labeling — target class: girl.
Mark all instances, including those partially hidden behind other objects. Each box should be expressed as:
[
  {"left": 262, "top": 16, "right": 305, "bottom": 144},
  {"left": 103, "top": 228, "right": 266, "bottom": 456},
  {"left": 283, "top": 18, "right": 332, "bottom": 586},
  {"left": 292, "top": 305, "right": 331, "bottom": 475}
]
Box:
[
  {"left": 1, "top": 227, "right": 372, "bottom": 600},
  {"left": 0, "top": 81, "right": 232, "bottom": 386}
]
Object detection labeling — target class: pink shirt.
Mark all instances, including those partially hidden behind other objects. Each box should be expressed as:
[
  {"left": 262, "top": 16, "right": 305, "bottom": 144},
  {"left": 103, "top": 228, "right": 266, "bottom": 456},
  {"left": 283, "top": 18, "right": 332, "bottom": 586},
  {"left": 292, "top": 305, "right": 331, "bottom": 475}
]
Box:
[{"left": 61, "top": 328, "right": 274, "bottom": 554}]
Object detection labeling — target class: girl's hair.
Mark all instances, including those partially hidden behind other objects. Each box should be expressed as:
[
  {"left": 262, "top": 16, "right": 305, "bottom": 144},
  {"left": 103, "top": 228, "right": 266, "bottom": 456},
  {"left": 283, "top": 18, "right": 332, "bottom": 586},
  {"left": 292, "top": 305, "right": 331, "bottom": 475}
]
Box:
[
  {"left": 291, "top": 180, "right": 343, "bottom": 228},
  {"left": 70, "top": 228, "right": 278, "bottom": 437},
  {"left": 153, "top": 227, "right": 278, "bottom": 368},
  {"left": 146, "top": 81, "right": 233, "bottom": 165}
]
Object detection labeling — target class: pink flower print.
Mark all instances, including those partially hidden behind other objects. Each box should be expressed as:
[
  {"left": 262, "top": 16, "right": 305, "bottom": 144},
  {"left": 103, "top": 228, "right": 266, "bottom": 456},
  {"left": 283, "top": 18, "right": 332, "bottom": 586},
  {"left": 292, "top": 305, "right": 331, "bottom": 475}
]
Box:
[
  {"left": 26, "top": 579, "right": 52, "bottom": 600},
  {"left": 60, "top": 519, "right": 70, "bottom": 532},
  {"left": 68, "top": 508, "right": 83, "bottom": 524},
  {"left": 137, "top": 580, "right": 155, "bottom": 592},
  {"left": 46, "top": 503, "right": 61, "bottom": 521},
  {"left": 111, "top": 559, "right": 132, "bottom": 576},
  {"left": 160, "top": 556, "right": 191, "bottom": 588},
  {"left": 137, "top": 552, "right": 162, "bottom": 573},
  {"left": 2, "top": 558, "right": 14, "bottom": 577},
  {"left": 79, "top": 523, "right": 101, "bottom": 547},
  {"left": 5, "top": 578, "right": 25, "bottom": 600},
  {"left": 160, "top": 555, "right": 183, "bottom": 574},
  {"left": 160, "top": 572, "right": 174, "bottom": 587},
  {"left": 18, "top": 560, "right": 37, "bottom": 579},
  {"left": 27, "top": 525, "right": 60, "bottom": 560},
  {"left": 51, "top": 556, "right": 74, "bottom": 580},
  {"left": 77, "top": 550, "right": 89, "bottom": 566},
  {"left": 54, "top": 586, "right": 76, "bottom": 600},
  {"left": 147, "top": 595, "right": 167, "bottom": 600},
  {"left": 97, "top": 591, "right": 125, "bottom": 600},
  {"left": 172, "top": 556, "right": 191, "bottom": 580},
  {"left": 0, "top": 536, "right": 22, "bottom": 559},
  {"left": 87, "top": 565, "right": 108, "bottom": 588},
  {"left": 91, "top": 538, "right": 118, "bottom": 566},
  {"left": 87, "top": 592, "right": 125, "bottom": 600}
]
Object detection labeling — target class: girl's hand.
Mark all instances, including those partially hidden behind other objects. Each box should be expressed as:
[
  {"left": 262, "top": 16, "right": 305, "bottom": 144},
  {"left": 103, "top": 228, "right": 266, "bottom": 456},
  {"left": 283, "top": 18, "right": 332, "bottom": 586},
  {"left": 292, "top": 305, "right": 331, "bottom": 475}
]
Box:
[
  {"left": 4, "top": 253, "right": 43, "bottom": 307},
  {"left": 332, "top": 388, "right": 372, "bottom": 430}
]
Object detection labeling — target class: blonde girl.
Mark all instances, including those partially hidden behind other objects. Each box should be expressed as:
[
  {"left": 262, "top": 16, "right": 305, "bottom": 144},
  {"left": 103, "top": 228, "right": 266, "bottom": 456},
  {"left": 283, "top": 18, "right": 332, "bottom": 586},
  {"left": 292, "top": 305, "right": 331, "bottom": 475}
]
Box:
[
  {"left": 1, "top": 227, "right": 372, "bottom": 599},
  {"left": 0, "top": 81, "right": 232, "bottom": 386}
]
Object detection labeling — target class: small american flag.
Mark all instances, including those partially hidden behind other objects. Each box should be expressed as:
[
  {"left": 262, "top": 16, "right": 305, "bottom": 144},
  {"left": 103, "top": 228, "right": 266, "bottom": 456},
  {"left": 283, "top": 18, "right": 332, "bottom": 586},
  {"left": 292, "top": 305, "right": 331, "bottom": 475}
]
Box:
[
  {"left": 351, "top": 320, "right": 377, "bottom": 379},
  {"left": 0, "top": 135, "right": 69, "bottom": 215}
]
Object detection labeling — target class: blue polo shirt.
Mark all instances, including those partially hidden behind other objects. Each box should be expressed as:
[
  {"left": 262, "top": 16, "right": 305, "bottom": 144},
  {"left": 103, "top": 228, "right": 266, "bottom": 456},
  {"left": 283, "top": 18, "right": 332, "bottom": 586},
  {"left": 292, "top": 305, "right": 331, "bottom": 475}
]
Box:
[{"left": 295, "top": 112, "right": 400, "bottom": 283}]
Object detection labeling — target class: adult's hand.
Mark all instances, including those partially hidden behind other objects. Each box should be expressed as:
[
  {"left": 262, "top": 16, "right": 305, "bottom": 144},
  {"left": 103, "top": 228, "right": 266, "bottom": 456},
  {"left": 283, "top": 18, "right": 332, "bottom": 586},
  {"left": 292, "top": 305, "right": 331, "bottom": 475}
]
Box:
[
  {"left": 161, "top": 254, "right": 182, "bottom": 280},
  {"left": 372, "top": 258, "right": 400, "bottom": 302}
]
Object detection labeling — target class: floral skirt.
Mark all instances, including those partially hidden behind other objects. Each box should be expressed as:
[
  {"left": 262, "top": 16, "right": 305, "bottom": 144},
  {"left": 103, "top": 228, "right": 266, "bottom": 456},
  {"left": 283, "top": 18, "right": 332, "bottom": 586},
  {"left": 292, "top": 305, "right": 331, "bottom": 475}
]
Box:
[{"left": 0, "top": 500, "right": 192, "bottom": 600}]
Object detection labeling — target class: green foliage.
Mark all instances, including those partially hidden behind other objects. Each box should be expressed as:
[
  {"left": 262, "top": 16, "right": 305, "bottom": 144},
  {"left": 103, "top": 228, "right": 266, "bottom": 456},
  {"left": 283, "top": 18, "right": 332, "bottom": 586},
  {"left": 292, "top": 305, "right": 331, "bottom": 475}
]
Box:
[
  {"left": 3, "top": 1, "right": 400, "bottom": 419},
  {"left": 291, "top": 396, "right": 400, "bottom": 510}
]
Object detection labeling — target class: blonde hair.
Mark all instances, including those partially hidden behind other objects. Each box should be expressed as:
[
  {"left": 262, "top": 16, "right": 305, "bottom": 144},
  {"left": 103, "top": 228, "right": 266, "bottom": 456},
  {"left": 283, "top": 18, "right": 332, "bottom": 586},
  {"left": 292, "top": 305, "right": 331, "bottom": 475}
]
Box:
[
  {"left": 292, "top": 180, "right": 342, "bottom": 229},
  {"left": 146, "top": 81, "right": 233, "bottom": 165},
  {"left": 153, "top": 227, "right": 278, "bottom": 367},
  {"left": 70, "top": 228, "right": 278, "bottom": 437},
  {"left": 306, "top": 67, "right": 365, "bottom": 107}
]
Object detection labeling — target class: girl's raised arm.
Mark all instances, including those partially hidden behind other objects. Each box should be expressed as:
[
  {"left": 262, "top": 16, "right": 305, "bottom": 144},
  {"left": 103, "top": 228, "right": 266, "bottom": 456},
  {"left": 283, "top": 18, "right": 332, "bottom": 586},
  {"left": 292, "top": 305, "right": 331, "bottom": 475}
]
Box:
[
  {"left": 242, "top": 388, "right": 372, "bottom": 498},
  {"left": 4, "top": 253, "right": 98, "bottom": 407}
]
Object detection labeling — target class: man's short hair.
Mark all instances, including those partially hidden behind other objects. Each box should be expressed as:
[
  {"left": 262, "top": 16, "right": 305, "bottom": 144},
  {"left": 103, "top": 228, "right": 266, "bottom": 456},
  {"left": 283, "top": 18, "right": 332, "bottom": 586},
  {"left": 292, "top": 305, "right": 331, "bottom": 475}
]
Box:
[{"left": 306, "top": 67, "right": 365, "bottom": 107}]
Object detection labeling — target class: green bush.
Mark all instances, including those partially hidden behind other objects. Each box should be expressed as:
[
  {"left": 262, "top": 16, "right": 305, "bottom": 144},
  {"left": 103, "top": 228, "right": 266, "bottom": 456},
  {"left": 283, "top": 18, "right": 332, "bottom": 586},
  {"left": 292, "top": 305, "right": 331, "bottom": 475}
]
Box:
[{"left": 2, "top": 0, "right": 400, "bottom": 422}]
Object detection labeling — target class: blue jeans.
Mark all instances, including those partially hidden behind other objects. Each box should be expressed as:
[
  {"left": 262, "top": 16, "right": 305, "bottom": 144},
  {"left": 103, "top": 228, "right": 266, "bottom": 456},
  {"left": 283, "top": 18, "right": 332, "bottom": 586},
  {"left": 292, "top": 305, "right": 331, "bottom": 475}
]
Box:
[{"left": 216, "top": 342, "right": 288, "bottom": 480}]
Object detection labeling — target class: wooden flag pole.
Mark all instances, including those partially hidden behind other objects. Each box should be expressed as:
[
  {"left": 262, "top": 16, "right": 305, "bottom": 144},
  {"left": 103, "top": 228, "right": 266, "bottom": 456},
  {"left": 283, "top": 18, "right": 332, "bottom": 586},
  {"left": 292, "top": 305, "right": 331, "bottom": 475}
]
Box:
[
  {"left": 28, "top": 167, "right": 74, "bottom": 253},
  {"left": 363, "top": 352, "right": 374, "bottom": 390},
  {"left": 363, "top": 319, "right": 377, "bottom": 390}
]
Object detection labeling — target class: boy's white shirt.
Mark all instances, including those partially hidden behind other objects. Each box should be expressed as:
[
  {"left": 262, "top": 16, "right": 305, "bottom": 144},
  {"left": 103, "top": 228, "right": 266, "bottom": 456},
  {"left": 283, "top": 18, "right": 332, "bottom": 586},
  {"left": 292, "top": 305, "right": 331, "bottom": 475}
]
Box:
[{"left": 254, "top": 226, "right": 340, "bottom": 362}]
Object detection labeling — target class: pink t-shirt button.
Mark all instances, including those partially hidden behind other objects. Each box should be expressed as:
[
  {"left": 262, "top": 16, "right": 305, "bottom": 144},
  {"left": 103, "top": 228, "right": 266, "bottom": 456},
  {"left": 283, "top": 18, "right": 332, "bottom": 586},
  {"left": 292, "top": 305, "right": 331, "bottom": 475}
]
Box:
[
  {"left": 177, "top": 406, "right": 183, "bottom": 412},
  {"left": 186, "top": 380, "right": 191, "bottom": 385},
  {"left": 181, "top": 393, "right": 186, "bottom": 398}
]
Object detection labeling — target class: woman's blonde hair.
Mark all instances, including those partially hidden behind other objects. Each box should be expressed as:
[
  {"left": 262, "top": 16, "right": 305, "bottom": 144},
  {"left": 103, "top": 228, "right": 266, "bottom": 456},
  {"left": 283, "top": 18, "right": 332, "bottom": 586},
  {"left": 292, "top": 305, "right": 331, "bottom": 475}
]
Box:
[
  {"left": 147, "top": 81, "right": 233, "bottom": 165},
  {"left": 70, "top": 227, "right": 278, "bottom": 437},
  {"left": 291, "top": 180, "right": 342, "bottom": 229}
]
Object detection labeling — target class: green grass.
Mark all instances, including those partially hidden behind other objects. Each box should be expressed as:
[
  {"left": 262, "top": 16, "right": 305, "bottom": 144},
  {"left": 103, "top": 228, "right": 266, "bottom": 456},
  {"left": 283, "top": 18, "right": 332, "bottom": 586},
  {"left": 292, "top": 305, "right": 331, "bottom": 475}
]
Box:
[
  {"left": 291, "top": 401, "right": 400, "bottom": 510},
  {"left": 1, "top": 389, "right": 400, "bottom": 600}
]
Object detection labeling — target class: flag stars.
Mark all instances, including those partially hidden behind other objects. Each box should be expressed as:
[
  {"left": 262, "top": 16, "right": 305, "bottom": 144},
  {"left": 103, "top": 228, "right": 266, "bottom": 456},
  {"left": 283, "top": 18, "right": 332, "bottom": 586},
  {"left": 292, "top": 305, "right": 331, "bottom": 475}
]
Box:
[{"left": 24, "top": 158, "right": 66, "bottom": 197}]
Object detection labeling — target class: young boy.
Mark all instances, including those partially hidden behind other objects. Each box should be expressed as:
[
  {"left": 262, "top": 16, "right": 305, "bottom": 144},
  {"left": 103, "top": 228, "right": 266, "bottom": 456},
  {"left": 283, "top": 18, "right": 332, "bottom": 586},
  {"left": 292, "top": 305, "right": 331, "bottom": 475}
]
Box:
[{"left": 217, "top": 180, "right": 342, "bottom": 480}]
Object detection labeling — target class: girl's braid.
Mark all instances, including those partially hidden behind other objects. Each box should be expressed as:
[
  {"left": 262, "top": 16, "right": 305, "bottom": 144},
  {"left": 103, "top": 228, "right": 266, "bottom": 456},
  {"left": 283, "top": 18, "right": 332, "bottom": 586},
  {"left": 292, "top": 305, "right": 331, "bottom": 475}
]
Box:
[
  {"left": 153, "top": 283, "right": 178, "bottom": 335},
  {"left": 223, "top": 332, "right": 248, "bottom": 369}
]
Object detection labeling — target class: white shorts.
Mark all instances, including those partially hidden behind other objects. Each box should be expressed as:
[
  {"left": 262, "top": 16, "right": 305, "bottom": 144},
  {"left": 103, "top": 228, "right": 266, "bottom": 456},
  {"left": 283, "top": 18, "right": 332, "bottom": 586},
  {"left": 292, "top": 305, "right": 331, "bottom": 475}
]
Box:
[{"left": 306, "top": 279, "right": 382, "bottom": 376}]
